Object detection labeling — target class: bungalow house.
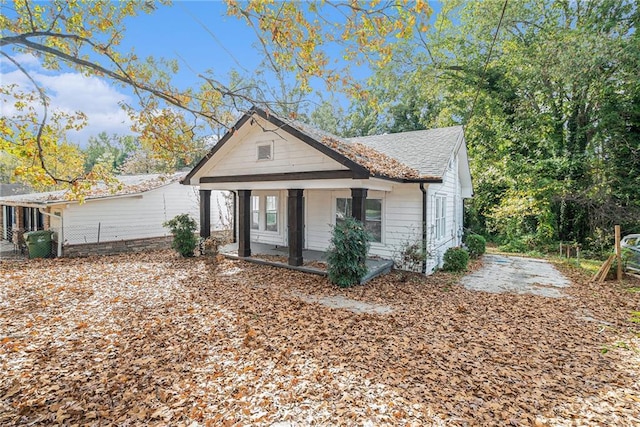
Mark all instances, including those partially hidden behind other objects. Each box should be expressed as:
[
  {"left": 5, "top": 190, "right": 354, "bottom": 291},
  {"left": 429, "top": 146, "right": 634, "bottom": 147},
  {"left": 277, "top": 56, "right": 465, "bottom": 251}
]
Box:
[
  {"left": 0, "top": 173, "right": 229, "bottom": 257},
  {"left": 183, "top": 107, "right": 473, "bottom": 274}
]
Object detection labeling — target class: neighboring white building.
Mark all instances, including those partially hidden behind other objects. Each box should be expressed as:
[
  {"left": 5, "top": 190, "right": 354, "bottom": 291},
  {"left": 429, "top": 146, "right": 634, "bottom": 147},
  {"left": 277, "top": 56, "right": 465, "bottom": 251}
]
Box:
[
  {"left": 183, "top": 107, "right": 473, "bottom": 274},
  {"left": 0, "top": 173, "right": 230, "bottom": 257}
]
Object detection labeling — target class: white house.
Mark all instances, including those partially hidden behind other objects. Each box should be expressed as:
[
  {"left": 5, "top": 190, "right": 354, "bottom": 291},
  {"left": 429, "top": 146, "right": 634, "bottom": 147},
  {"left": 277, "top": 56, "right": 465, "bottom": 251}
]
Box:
[
  {"left": 183, "top": 107, "right": 473, "bottom": 274},
  {"left": 0, "top": 173, "right": 230, "bottom": 257}
]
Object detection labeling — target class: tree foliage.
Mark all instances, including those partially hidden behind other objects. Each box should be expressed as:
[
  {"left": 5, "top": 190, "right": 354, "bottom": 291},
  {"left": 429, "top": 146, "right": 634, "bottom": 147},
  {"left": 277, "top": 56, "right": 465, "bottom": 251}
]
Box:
[
  {"left": 1, "top": 0, "right": 432, "bottom": 196},
  {"left": 83, "top": 133, "right": 138, "bottom": 173},
  {"left": 346, "top": 0, "right": 640, "bottom": 249}
]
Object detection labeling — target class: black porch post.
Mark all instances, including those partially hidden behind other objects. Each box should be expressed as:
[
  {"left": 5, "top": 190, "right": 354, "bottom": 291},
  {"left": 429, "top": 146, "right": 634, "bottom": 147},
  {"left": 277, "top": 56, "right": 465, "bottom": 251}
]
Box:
[
  {"left": 351, "top": 188, "right": 368, "bottom": 225},
  {"left": 288, "top": 189, "right": 304, "bottom": 266},
  {"left": 199, "top": 189, "right": 211, "bottom": 238},
  {"left": 237, "top": 190, "right": 251, "bottom": 257}
]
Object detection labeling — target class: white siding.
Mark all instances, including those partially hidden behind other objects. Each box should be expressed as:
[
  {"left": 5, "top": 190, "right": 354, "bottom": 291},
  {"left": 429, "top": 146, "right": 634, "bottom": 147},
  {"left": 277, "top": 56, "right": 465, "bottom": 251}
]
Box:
[
  {"left": 59, "top": 183, "right": 225, "bottom": 245},
  {"left": 304, "top": 186, "right": 424, "bottom": 262},
  {"left": 425, "top": 153, "right": 465, "bottom": 273},
  {"left": 375, "top": 185, "right": 423, "bottom": 260},
  {"left": 199, "top": 117, "right": 348, "bottom": 178}
]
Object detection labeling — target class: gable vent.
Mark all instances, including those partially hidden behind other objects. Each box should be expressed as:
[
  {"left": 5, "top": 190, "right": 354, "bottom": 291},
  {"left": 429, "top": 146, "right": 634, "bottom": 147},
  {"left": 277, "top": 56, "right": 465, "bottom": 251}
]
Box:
[{"left": 257, "top": 143, "right": 272, "bottom": 160}]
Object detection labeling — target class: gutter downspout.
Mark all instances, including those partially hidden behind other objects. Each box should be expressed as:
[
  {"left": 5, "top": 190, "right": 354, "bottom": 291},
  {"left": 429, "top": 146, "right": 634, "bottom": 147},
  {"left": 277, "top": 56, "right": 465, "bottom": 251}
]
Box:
[
  {"left": 420, "top": 183, "right": 427, "bottom": 274},
  {"left": 38, "top": 207, "right": 62, "bottom": 257}
]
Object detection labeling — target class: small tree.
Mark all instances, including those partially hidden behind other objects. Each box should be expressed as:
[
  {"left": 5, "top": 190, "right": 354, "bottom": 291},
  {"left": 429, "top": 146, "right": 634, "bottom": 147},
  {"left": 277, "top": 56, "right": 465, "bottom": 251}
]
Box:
[
  {"left": 394, "top": 235, "right": 428, "bottom": 272},
  {"left": 326, "top": 217, "right": 371, "bottom": 288},
  {"left": 163, "top": 214, "right": 198, "bottom": 257}
]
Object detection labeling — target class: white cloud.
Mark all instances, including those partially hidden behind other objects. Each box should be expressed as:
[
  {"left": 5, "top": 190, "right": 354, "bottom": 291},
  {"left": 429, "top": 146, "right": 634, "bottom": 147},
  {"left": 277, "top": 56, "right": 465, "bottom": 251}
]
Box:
[
  {"left": 1, "top": 58, "right": 137, "bottom": 147},
  {"left": 0, "top": 52, "right": 42, "bottom": 69}
]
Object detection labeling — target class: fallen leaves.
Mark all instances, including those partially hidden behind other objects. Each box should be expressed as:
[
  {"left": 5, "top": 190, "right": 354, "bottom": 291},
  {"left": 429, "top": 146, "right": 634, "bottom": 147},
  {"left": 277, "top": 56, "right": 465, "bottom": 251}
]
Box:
[
  {"left": 0, "top": 251, "right": 639, "bottom": 425},
  {"left": 321, "top": 136, "right": 430, "bottom": 180}
]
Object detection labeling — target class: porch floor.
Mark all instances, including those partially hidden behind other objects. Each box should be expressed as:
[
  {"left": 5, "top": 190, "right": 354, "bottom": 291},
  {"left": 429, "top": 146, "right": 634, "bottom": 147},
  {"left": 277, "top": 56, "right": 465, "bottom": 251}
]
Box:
[{"left": 219, "top": 242, "right": 394, "bottom": 284}]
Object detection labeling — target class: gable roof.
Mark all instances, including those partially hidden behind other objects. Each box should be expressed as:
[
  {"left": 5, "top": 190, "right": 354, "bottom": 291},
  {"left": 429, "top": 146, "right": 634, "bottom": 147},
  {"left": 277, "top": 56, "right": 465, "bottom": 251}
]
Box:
[
  {"left": 184, "top": 106, "right": 467, "bottom": 184},
  {"left": 0, "top": 173, "right": 185, "bottom": 207},
  {"left": 347, "top": 126, "right": 464, "bottom": 179}
]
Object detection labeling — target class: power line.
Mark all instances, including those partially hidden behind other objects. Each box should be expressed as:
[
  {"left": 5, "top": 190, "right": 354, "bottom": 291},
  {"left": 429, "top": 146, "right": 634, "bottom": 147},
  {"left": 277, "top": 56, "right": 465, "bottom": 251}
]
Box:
[
  {"left": 465, "top": 0, "right": 509, "bottom": 125},
  {"left": 177, "top": 2, "right": 249, "bottom": 74}
]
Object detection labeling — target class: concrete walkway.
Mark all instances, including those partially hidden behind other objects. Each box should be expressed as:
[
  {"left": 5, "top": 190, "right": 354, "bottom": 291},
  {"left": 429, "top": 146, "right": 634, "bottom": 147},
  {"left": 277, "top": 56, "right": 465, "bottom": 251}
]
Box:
[
  {"left": 290, "top": 291, "right": 393, "bottom": 315},
  {"left": 461, "top": 254, "right": 570, "bottom": 298}
]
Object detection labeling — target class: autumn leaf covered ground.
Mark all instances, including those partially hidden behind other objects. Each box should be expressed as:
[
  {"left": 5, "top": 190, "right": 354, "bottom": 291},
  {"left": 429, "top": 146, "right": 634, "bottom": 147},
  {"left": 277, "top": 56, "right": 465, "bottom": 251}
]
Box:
[{"left": 1, "top": 251, "right": 639, "bottom": 426}]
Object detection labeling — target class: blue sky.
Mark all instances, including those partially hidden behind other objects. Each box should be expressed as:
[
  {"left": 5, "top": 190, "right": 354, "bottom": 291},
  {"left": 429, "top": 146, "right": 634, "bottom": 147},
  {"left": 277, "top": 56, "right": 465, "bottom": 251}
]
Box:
[
  {"left": 2, "top": 1, "right": 273, "bottom": 145},
  {"left": 120, "top": 1, "right": 264, "bottom": 90},
  {"left": 1, "top": 1, "right": 441, "bottom": 146}
]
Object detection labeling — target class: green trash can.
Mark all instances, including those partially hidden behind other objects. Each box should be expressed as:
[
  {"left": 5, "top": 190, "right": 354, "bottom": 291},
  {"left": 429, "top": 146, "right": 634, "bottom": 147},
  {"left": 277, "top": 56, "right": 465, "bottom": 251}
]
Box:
[{"left": 24, "top": 230, "right": 53, "bottom": 259}]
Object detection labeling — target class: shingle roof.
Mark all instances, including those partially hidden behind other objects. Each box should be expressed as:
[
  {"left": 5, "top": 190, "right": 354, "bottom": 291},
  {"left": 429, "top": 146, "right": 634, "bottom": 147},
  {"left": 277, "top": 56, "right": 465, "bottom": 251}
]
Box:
[
  {"left": 346, "top": 126, "right": 464, "bottom": 179},
  {"left": 0, "top": 173, "right": 184, "bottom": 206},
  {"left": 184, "top": 106, "right": 466, "bottom": 184},
  {"left": 259, "top": 109, "right": 461, "bottom": 181},
  {"left": 286, "top": 119, "right": 427, "bottom": 180}
]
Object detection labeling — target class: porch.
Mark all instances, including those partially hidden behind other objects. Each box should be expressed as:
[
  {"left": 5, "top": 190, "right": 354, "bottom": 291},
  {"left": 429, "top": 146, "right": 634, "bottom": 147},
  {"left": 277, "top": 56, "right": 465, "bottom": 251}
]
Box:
[{"left": 219, "top": 242, "right": 394, "bottom": 284}]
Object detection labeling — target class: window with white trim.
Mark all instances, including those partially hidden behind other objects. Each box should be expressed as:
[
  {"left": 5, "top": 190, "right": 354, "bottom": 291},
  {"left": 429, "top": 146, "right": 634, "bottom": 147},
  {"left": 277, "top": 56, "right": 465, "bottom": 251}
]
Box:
[
  {"left": 265, "top": 195, "right": 278, "bottom": 232},
  {"left": 251, "top": 196, "right": 260, "bottom": 230},
  {"left": 256, "top": 142, "right": 273, "bottom": 160},
  {"left": 336, "top": 198, "right": 352, "bottom": 227},
  {"left": 365, "top": 199, "right": 382, "bottom": 242},
  {"left": 435, "top": 195, "right": 446, "bottom": 240},
  {"left": 335, "top": 197, "right": 382, "bottom": 243}
]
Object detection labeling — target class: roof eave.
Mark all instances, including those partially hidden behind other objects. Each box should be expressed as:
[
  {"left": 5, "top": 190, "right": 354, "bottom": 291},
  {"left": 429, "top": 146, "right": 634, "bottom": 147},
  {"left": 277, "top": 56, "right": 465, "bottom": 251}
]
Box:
[
  {"left": 371, "top": 174, "right": 443, "bottom": 184},
  {"left": 0, "top": 181, "right": 174, "bottom": 207},
  {"left": 182, "top": 111, "right": 256, "bottom": 185}
]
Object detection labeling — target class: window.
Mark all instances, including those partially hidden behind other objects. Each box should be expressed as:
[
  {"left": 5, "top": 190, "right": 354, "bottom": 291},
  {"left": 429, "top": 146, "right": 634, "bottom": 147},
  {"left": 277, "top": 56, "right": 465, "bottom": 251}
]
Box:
[
  {"left": 435, "top": 196, "right": 446, "bottom": 240},
  {"left": 251, "top": 196, "right": 260, "bottom": 230},
  {"left": 265, "top": 196, "right": 278, "bottom": 232},
  {"left": 22, "top": 207, "right": 43, "bottom": 232},
  {"left": 365, "top": 199, "right": 382, "bottom": 242},
  {"left": 257, "top": 142, "right": 272, "bottom": 160},
  {"left": 335, "top": 197, "right": 382, "bottom": 243},
  {"left": 336, "top": 198, "right": 352, "bottom": 227}
]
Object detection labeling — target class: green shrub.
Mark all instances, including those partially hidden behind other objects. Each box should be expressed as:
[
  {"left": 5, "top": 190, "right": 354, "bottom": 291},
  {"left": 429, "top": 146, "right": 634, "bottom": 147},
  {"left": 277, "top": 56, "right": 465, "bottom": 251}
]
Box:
[
  {"left": 442, "top": 246, "right": 470, "bottom": 272},
  {"left": 326, "top": 217, "right": 371, "bottom": 288},
  {"left": 498, "top": 238, "right": 529, "bottom": 254},
  {"left": 163, "top": 214, "right": 198, "bottom": 257},
  {"left": 464, "top": 234, "right": 486, "bottom": 258}
]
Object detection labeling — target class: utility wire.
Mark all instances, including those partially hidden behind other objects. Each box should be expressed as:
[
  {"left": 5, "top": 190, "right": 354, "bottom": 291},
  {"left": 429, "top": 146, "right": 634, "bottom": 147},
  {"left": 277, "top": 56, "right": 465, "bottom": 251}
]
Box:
[
  {"left": 177, "top": 2, "right": 249, "bottom": 74},
  {"left": 464, "top": 0, "right": 508, "bottom": 125}
]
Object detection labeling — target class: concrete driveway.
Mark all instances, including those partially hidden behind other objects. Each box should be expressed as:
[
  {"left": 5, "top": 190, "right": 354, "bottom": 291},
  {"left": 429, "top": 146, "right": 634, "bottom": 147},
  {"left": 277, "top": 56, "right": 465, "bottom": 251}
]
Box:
[{"left": 460, "top": 253, "right": 570, "bottom": 298}]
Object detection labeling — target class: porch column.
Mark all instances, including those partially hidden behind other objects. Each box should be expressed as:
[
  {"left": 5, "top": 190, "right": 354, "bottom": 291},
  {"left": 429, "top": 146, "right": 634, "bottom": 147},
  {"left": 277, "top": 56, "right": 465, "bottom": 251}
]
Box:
[
  {"left": 287, "top": 189, "right": 304, "bottom": 266},
  {"left": 199, "top": 189, "right": 211, "bottom": 238},
  {"left": 237, "top": 190, "right": 251, "bottom": 257},
  {"left": 351, "top": 188, "right": 368, "bottom": 225}
]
